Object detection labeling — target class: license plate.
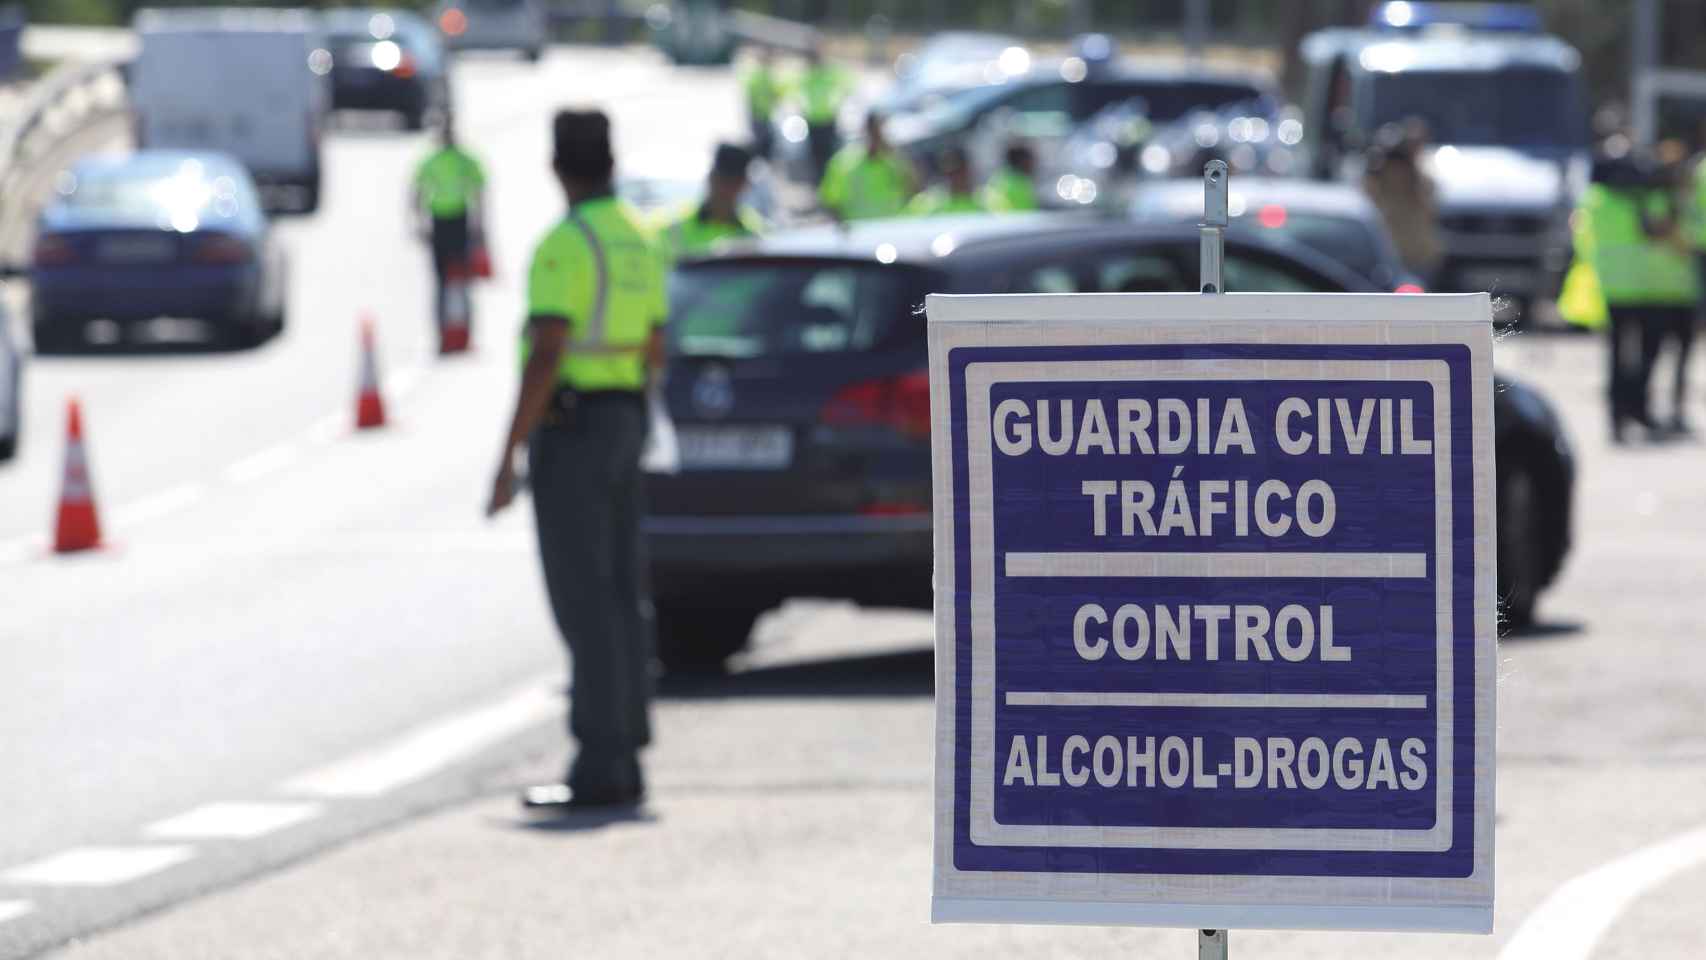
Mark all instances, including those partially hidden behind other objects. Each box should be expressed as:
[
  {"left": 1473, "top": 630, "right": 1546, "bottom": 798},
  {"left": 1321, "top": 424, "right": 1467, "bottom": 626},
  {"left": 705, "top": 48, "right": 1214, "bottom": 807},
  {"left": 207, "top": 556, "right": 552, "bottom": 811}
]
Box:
[
  {"left": 96, "top": 235, "right": 176, "bottom": 264},
  {"left": 677, "top": 425, "right": 793, "bottom": 471}
]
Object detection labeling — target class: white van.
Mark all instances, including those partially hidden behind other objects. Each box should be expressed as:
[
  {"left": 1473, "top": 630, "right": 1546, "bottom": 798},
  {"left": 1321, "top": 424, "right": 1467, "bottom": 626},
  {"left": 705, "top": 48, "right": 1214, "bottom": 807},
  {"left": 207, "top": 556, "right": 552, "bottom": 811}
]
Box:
[{"left": 131, "top": 7, "right": 330, "bottom": 212}]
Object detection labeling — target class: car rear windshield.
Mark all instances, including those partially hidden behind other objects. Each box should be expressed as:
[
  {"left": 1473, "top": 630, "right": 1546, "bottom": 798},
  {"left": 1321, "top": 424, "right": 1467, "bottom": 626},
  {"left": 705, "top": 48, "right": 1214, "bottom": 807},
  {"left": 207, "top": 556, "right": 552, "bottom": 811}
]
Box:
[
  {"left": 1366, "top": 68, "right": 1585, "bottom": 148},
  {"left": 669, "top": 261, "right": 932, "bottom": 359},
  {"left": 59, "top": 163, "right": 251, "bottom": 220},
  {"left": 1238, "top": 211, "right": 1382, "bottom": 282}
]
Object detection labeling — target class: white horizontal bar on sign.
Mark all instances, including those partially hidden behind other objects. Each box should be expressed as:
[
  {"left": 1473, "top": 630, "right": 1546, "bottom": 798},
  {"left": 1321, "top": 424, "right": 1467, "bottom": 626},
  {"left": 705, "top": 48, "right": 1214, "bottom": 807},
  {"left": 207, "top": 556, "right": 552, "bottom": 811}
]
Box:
[
  {"left": 1003, "top": 552, "right": 1428, "bottom": 579},
  {"left": 1005, "top": 692, "right": 1428, "bottom": 710}
]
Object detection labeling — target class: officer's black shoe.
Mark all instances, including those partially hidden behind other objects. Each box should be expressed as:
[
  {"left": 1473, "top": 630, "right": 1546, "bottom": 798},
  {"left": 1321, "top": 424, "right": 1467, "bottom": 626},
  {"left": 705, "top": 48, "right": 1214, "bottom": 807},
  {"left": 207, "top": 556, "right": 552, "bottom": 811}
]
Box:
[{"left": 519, "top": 783, "right": 643, "bottom": 812}]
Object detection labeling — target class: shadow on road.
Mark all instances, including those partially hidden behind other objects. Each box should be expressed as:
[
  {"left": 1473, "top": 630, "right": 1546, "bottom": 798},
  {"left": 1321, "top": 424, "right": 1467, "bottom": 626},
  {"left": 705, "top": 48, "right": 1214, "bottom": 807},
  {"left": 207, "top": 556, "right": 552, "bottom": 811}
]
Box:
[
  {"left": 658, "top": 646, "right": 933, "bottom": 701},
  {"left": 498, "top": 808, "right": 660, "bottom": 835},
  {"left": 1502, "top": 619, "right": 1585, "bottom": 642}
]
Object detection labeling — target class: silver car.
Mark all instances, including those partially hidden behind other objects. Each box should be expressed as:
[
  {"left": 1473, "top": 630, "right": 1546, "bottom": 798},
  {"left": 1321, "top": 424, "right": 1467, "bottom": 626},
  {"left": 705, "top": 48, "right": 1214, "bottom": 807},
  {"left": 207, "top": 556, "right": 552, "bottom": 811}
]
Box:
[{"left": 432, "top": 0, "right": 545, "bottom": 60}]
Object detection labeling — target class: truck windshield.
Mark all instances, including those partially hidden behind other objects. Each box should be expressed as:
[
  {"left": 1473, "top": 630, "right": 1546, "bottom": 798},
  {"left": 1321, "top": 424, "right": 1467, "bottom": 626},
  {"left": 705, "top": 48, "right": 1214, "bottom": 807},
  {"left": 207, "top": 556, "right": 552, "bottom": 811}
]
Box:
[{"left": 1366, "top": 68, "right": 1584, "bottom": 148}]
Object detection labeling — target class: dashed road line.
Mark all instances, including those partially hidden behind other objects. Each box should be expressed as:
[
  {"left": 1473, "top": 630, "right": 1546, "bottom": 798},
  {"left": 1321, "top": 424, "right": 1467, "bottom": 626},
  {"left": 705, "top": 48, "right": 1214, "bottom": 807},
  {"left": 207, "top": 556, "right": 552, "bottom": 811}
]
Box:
[
  {"left": 144, "top": 802, "right": 322, "bottom": 840},
  {"left": 223, "top": 442, "right": 302, "bottom": 484},
  {"left": 0, "top": 900, "right": 33, "bottom": 925},
  {"left": 2, "top": 846, "right": 195, "bottom": 887},
  {"left": 282, "top": 683, "right": 558, "bottom": 798},
  {"left": 109, "top": 482, "right": 207, "bottom": 527},
  {"left": 1499, "top": 824, "right": 1706, "bottom": 960}
]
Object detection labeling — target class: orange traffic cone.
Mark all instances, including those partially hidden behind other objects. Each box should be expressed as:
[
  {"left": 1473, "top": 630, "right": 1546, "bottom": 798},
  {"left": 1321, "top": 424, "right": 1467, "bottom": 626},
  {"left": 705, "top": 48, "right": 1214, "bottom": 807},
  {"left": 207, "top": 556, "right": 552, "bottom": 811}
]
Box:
[
  {"left": 54, "top": 397, "right": 103, "bottom": 554},
  {"left": 439, "top": 267, "right": 471, "bottom": 355},
  {"left": 355, "top": 314, "right": 387, "bottom": 430}
]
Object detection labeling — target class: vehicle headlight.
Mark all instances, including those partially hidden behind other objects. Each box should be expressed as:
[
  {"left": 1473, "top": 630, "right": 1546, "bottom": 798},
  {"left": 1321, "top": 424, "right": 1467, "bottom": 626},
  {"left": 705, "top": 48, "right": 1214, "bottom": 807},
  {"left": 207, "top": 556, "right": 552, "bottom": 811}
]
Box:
[
  {"left": 1140, "top": 144, "right": 1171, "bottom": 175},
  {"left": 781, "top": 115, "right": 808, "bottom": 144}
]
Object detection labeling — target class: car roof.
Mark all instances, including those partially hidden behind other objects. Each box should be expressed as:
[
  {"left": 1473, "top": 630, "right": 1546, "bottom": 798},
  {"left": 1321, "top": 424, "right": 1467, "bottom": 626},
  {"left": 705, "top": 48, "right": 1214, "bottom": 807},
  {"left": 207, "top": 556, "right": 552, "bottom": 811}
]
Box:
[
  {"left": 1302, "top": 27, "right": 1579, "bottom": 73},
  {"left": 135, "top": 6, "right": 320, "bottom": 32},
  {"left": 688, "top": 212, "right": 1375, "bottom": 291},
  {"left": 1131, "top": 177, "right": 1379, "bottom": 220},
  {"left": 71, "top": 150, "right": 249, "bottom": 181}
]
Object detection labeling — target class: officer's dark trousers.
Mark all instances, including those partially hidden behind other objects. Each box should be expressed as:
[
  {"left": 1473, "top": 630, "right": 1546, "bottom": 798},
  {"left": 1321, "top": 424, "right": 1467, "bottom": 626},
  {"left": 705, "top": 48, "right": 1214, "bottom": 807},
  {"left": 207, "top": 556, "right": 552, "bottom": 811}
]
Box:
[
  {"left": 528, "top": 393, "right": 651, "bottom": 796},
  {"left": 1607, "top": 306, "right": 1669, "bottom": 433}
]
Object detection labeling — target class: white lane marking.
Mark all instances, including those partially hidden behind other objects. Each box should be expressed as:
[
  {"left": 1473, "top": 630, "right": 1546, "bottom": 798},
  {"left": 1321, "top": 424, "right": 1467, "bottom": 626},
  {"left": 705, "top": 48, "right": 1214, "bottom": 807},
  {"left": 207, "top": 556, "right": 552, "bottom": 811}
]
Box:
[
  {"left": 2, "top": 846, "right": 195, "bottom": 887},
  {"left": 223, "top": 442, "right": 302, "bottom": 484},
  {"left": 0, "top": 535, "right": 38, "bottom": 564},
  {"left": 0, "top": 900, "right": 33, "bottom": 925},
  {"left": 144, "top": 802, "right": 322, "bottom": 840},
  {"left": 1499, "top": 824, "right": 1706, "bottom": 960},
  {"left": 109, "top": 482, "right": 207, "bottom": 527},
  {"left": 282, "top": 683, "right": 559, "bottom": 798}
]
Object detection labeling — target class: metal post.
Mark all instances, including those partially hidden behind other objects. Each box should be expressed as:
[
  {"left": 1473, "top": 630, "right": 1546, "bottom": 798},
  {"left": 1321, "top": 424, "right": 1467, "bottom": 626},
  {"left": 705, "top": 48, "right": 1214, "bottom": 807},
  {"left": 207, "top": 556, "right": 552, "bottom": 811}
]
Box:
[
  {"left": 1198, "top": 928, "right": 1228, "bottom": 959},
  {"left": 1630, "top": 0, "right": 1661, "bottom": 147},
  {"left": 1200, "top": 159, "right": 1228, "bottom": 294}
]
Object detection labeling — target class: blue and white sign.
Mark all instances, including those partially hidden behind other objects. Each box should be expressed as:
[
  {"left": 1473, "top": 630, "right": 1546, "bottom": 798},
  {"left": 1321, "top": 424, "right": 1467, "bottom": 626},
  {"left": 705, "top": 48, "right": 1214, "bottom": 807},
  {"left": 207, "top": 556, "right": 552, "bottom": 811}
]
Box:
[{"left": 928, "top": 293, "right": 1495, "bottom": 933}]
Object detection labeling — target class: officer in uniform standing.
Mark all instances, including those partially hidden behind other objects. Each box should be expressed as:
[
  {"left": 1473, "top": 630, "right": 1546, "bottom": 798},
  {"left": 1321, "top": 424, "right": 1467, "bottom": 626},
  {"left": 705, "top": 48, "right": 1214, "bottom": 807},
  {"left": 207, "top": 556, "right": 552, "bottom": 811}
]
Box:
[
  {"left": 982, "top": 141, "right": 1039, "bottom": 212},
  {"left": 412, "top": 119, "right": 487, "bottom": 324},
  {"left": 742, "top": 47, "right": 781, "bottom": 160},
  {"left": 486, "top": 109, "right": 668, "bottom": 811},
  {"left": 658, "top": 144, "right": 763, "bottom": 264},
  {"left": 905, "top": 146, "right": 985, "bottom": 217},
  {"left": 819, "top": 112, "right": 915, "bottom": 221}
]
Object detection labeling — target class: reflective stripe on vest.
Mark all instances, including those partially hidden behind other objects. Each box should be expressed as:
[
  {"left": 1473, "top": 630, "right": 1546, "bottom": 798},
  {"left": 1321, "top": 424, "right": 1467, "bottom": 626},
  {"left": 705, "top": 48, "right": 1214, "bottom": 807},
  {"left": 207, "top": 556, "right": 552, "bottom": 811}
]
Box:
[{"left": 564, "top": 213, "right": 645, "bottom": 357}]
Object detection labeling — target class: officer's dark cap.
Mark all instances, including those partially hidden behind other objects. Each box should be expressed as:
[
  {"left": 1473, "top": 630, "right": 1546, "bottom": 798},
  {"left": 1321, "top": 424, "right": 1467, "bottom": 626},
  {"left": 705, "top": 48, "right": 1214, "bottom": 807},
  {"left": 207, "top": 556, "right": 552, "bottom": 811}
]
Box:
[
  {"left": 711, "top": 143, "right": 751, "bottom": 181},
  {"left": 552, "top": 109, "right": 614, "bottom": 181}
]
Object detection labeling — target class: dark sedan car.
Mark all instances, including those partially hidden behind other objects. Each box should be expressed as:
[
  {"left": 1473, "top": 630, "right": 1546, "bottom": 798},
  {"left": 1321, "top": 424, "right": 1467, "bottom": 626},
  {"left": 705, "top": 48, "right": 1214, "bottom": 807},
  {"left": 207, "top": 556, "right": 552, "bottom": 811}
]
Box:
[
  {"left": 324, "top": 9, "right": 449, "bottom": 130},
  {"left": 650, "top": 214, "right": 1573, "bottom": 671},
  {"left": 31, "top": 151, "right": 287, "bottom": 351}
]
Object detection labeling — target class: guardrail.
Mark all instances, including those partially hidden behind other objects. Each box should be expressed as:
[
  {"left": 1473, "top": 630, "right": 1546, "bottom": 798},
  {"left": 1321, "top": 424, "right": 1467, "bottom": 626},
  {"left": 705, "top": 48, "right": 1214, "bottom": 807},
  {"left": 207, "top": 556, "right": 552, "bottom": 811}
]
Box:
[{"left": 0, "top": 56, "right": 129, "bottom": 268}]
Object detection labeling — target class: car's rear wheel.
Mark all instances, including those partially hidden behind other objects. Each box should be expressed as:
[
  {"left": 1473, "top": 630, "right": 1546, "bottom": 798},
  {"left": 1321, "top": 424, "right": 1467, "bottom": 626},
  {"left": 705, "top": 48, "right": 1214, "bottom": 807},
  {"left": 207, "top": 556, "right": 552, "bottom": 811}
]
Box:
[
  {"left": 1498, "top": 461, "right": 1544, "bottom": 630},
  {"left": 654, "top": 603, "right": 761, "bottom": 675}
]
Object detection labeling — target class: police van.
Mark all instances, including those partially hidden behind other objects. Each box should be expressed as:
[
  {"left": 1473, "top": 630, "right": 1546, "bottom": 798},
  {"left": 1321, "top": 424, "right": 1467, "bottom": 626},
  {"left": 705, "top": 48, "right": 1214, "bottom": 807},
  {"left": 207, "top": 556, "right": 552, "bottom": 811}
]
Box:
[
  {"left": 131, "top": 8, "right": 330, "bottom": 213},
  {"left": 1299, "top": 2, "right": 1590, "bottom": 321}
]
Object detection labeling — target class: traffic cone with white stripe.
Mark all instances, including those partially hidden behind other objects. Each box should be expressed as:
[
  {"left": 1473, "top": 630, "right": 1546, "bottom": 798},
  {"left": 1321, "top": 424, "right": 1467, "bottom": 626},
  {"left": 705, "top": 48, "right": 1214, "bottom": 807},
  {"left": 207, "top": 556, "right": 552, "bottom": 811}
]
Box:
[
  {"left": 355, "top": 314, "right": 387, "bottom": 430},
  {"left": 54, "top": 397, "right": 103, "bottom": 554},
  {"left": 439, "top": 266, "right": 471, "bottom": 355}
]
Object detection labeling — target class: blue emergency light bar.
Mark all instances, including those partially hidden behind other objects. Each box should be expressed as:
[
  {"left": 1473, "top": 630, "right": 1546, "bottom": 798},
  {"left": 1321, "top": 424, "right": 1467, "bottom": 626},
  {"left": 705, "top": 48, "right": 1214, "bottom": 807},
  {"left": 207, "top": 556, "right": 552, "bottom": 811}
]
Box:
[{"left": 1368, "top": 1, "right": 1544, "bottom": 33}]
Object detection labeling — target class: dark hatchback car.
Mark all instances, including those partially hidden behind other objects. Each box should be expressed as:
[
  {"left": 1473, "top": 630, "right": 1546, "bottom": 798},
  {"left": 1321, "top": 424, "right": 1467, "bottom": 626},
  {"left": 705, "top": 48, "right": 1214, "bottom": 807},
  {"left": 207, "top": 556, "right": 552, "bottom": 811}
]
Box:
[
  {"left": 651, "top": 215, "right": 1573, "bottom": 671},
  {"left": 324, "top": 9, "right": 449, "bottom": 130}
]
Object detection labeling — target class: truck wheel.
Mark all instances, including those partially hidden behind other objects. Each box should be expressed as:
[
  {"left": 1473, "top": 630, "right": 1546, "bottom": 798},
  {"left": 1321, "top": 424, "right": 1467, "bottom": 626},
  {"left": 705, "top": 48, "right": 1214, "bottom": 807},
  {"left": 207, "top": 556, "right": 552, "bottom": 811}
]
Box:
[
  {"left": 654, "top": 603, "right": 760, "bottom": 675},
  {"left": 1497, "top": 461, "right": 1543, "bottom": 630}
]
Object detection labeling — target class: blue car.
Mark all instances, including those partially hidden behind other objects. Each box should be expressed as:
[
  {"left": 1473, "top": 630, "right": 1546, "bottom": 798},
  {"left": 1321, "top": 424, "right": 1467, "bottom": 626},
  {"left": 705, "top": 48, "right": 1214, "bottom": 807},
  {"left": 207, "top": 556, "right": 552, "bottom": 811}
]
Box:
[{"left": 30, "top": 151, "right": 288, "bottom": 351}]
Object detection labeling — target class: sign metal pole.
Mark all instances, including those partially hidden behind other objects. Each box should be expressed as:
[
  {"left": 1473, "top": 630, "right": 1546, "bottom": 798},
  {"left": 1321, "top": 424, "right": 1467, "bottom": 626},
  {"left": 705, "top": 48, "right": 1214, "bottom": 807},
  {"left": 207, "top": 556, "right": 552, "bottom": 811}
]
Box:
[
  {"left": 1199, "top": 158, "right": 1228, "bottom": 294},
  {"left": 1196, "top": 158, "right": 1229, "bottom": 960}
]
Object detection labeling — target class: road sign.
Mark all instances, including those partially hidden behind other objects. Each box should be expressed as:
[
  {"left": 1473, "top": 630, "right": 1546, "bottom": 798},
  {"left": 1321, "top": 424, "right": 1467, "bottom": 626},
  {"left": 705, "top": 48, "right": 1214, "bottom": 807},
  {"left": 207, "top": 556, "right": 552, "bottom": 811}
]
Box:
[{"left": 927, "top": 292, "right": 1496, "bottom": 933}]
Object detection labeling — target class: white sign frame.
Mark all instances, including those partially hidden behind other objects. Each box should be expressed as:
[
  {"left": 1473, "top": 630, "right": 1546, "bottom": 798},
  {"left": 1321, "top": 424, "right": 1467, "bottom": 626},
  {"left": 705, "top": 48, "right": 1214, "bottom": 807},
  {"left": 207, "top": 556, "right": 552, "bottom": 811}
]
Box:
[{"left": 928, "top": 292, "right": 1496, "bottom": 934}]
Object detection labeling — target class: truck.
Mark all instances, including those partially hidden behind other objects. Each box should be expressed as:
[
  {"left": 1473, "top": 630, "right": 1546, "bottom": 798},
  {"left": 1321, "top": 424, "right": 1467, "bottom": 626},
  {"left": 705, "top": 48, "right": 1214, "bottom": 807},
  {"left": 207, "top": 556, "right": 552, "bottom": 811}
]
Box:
[
  {"left": 1299, "top": 2, "right": 1590, "bottom": 323},
  {"left": 131, "top": 7, "right": 330, "bottom": 213}
]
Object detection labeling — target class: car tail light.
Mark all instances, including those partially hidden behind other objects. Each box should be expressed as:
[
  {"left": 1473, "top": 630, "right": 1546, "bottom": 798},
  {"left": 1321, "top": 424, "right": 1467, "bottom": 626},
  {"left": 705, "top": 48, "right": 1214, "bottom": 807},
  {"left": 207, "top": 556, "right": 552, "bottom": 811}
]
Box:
[
  {"left": 822, "top": 370, "right": 932, "bottom": 440},
  {"left": 33, "top": 235, "right": 76, "bottom": 267},
  {"left": 439, "top": 8, "right": 467, "bottom": 35},
  {"left": 392, "top": 54, "right": 417, "bottom": 78},
  {"left": 1395, "top": 282, "right": 1425, "bottom": 293},
  {"left": 192, "top": 234, "right": 253, "bottom": 264},
  {"left": 1256, "top": 204, "right": 1287, "bottom": 229}
]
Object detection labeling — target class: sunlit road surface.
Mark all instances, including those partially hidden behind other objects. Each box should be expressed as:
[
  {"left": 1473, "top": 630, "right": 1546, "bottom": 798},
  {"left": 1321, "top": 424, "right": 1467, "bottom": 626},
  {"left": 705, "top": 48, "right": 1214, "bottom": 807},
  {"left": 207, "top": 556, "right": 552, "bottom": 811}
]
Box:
[{"left": 3, "top": 45, "right": 1706, "bottom": 960}]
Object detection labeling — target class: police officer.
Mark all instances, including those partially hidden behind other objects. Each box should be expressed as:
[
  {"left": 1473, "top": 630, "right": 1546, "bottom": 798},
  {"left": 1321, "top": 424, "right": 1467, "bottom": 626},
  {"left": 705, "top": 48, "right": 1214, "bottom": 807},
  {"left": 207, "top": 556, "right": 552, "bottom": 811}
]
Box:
[
  {"left": 487, "top": 109, "right": 667, "bottom": 811},
  {"left": 1576, "top": 140, "right": 1698, "bottom": 442},
  {"left": 413, "top": 119, "right": 486, "bottom": 324},
  {"left": 982, "top": 141, "right": 1039, "bottom": 212},
  {"left": 798, "top": 44, "right": 851, "bottom": 182},
  {"left": 658, "top": 144, "right": 763, "bottom": 264},
  {"left": 905, "top": 145, "right": 985, "bottom": 217},
  {"left": 742, "top": 47, "right": 781, "bottom": 160},
  {"left": 820, "top": 112, "right": 915, "bottom": 222}
]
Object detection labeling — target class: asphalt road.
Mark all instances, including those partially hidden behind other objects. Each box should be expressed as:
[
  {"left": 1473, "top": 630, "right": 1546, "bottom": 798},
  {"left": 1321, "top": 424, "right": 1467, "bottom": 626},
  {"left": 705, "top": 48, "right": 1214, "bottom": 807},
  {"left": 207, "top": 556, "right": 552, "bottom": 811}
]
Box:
[
  {"left": 3, "top": 42, "right": 1706, "bottom": 960},
  {"left": 0, "top": 44, "right": 746, "bottom": 956}
]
